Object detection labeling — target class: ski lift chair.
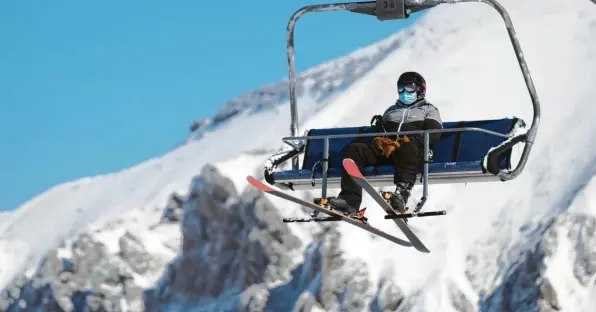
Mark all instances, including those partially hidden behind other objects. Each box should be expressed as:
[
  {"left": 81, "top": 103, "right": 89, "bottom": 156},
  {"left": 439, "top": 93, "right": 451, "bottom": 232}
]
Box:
[{"left": 263, "top": 0, "right": 540, "bottom": 214}]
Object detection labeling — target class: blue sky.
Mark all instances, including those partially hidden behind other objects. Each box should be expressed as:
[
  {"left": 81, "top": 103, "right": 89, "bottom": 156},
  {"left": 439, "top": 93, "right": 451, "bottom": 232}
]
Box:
[{"left": 0, "top": 0, "right": 421, "bottom": 211}]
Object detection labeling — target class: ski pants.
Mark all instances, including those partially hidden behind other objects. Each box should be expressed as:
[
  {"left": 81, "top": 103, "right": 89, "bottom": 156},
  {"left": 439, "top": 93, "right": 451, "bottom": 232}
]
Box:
[{"left": 338, "top": 140, "right": 421, "bottom": 207}]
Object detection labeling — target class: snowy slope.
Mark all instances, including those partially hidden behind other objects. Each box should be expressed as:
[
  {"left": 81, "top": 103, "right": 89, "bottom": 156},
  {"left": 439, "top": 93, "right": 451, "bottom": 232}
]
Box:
[
  {"left": 0, "top": 212, "right": 10, "bottom": 226},
  {"left": 2, "top": 0, "right": 596, "bottom": 310}
]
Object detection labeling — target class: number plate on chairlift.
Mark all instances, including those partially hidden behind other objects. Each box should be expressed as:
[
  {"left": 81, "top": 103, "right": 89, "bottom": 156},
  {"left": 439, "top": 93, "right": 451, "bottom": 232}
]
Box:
[{"left": 376, "top": 0, "right": 407, "bottom": 20}]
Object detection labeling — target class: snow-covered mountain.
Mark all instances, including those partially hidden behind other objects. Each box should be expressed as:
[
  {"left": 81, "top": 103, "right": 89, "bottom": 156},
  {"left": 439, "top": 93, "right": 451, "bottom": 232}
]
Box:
[
  {"left": 0, "top": 212, "right": 11, "bottom": 226},
  {"left": 1, "top": 0, "right": 596, "bottom": 311}
]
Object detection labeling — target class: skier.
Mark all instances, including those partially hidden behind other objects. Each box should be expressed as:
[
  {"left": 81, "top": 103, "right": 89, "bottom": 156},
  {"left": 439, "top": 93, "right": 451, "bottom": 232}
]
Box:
[{"left": 328, "top": 71, "right": 444, "bottom": 216}]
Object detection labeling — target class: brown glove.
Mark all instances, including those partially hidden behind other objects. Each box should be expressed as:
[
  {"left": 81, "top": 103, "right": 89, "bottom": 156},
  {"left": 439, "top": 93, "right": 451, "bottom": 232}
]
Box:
[{"left": 372, "top": 136, "right": 410, "bottom": 158}]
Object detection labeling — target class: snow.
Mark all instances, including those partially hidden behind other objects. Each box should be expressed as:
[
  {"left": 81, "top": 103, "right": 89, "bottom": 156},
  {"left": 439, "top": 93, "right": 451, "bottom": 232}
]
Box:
[
  {"left": 213, "top": 153, "right": 267, "bottom": 195},
  {"left": 0, "top": 211, "right": 11, "bottom": 226},
  {"left": 545, "top": 225, "right": 584, "bottom": 310},
  {"left": 544, "top": 175, "right": 596, "bottom": 311},
  {"left": 543, "top": 225, "right": 596, "bottom": 309},
  {"left": 2, "top": 0, "right": 596, "bottom": 310},
  {"left": 0, "top": 237, "right": 28, "bottom": 289}
]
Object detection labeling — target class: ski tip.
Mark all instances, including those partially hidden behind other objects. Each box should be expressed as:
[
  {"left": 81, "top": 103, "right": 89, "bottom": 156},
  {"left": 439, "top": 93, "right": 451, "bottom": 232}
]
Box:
[
  {"left": 246, "top": 175, "right": 274, "bottom": 192},
  {"left": 342, "top": 158, "right": 364, "bottom": 178}
]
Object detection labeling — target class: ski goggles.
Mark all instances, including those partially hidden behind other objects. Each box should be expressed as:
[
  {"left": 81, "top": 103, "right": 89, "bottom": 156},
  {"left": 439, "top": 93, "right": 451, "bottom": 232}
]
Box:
[{"left": 397, "top": 82, "right": 418, "bottom": 93}]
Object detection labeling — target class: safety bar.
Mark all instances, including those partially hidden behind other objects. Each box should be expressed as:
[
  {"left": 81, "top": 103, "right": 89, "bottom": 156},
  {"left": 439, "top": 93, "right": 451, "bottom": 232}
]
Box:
[
  {"left": 282, "top": 126, "right": 510, "bottom": 144},
  {"left": 286, "top": 0, "right": 541, "bottom": 182}
]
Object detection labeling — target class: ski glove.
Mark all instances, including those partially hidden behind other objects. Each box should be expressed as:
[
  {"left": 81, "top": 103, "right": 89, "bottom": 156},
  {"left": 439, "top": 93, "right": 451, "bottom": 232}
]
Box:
[{"left": 372, "top": 136, "right": 410, "bottom": 158}]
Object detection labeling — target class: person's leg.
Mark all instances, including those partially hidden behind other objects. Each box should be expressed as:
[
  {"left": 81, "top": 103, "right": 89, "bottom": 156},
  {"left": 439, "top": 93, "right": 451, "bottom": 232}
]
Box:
[
  {"left": 328, "top": 142, "right": 378, "bottom": 214},
  {"left": 388, "top": 140, "right": 421, "bottom": 212}
]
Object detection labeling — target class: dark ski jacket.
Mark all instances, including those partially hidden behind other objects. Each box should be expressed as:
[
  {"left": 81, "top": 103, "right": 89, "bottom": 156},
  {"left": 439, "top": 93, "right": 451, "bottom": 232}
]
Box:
[{"left": 380, "top": 99, "right": 443, "bottom": 147}]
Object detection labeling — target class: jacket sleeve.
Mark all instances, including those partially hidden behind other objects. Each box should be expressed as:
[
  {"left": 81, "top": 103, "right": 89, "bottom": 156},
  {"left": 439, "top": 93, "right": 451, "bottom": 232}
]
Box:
[{"left": 424, "top": 105, "right": 443, "bottom": 146}]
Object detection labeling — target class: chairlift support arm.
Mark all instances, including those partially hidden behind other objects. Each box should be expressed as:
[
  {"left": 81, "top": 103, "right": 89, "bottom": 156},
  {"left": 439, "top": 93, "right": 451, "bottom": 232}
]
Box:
[{"left": 286, "top": 0, "right": 541, "bottom": 181}]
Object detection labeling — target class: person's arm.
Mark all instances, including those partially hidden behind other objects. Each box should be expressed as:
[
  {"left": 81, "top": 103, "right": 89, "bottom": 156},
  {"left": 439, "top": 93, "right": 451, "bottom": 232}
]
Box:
[{"left": 424, "top": 105, "right": 443, "bottom": 146}]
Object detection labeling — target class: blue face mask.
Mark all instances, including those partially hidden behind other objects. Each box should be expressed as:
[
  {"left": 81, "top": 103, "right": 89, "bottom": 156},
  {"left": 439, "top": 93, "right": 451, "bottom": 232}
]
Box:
[{"left": 399, "top": 91, "right": 417, "bottom": 105}]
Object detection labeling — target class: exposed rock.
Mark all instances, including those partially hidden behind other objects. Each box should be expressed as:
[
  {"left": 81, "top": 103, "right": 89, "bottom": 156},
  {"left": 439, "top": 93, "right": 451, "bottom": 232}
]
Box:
[
  {"left": 143, "top": 164, "right": 302, "bottom": 310},
  {"left": 0, "top": 232, "right": 145, "bottom": 311},
  {"left": 477, "top": 213, "right": 596, "bottom": 312},
  {"left": 370, "top": 275, "right": 404, "bottom": 312},
  {"left": 118, "top": 231, "right": 153, "bottom": 275},
  {"left": 267, "top": 226, "right": 373, "bottom": 312},
  {"left": 159, "top": 193, "right": 185, "bottom": 224},
  {"left": 448, "top": 280, "right": 475, "bottom": 312},
  {"left": 189, "top": 118, "right": 210, "bottom": 133}
]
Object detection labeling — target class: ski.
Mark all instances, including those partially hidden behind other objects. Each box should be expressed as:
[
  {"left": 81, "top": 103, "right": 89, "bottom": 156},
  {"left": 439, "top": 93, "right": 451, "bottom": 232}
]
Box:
[
  {"left": 384, "top": 210, "right": 446, "bottom": 219},
  {"left": 283, "top": 216, "right": 342, "bottom": 222},
  {"left": 246, "top": 176, "right": 413, "bottom": 247},
  {"left": 342, "top": 158, "right": 431, "bottom": 253}
]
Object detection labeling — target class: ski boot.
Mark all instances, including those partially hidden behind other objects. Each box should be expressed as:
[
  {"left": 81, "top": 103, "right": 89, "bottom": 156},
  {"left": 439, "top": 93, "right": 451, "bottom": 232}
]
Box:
[
  {"left": 324, "top": 197, "right": 369, "bottom": 224},
  {"left": 381, "top": 181, "right": 413, "bottom": 222}
]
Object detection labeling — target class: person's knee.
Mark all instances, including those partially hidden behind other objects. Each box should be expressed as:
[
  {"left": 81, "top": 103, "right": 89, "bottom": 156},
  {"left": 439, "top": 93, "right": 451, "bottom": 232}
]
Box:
[{"left": 393, "top": 143, "right": 420, "bottom": 164}]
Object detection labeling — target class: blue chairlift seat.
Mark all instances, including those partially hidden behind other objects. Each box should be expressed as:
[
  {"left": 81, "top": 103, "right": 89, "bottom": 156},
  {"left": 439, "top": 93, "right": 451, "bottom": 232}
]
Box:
[{"left": 267, "top": 117, "right": 523, "bottom": 190}]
